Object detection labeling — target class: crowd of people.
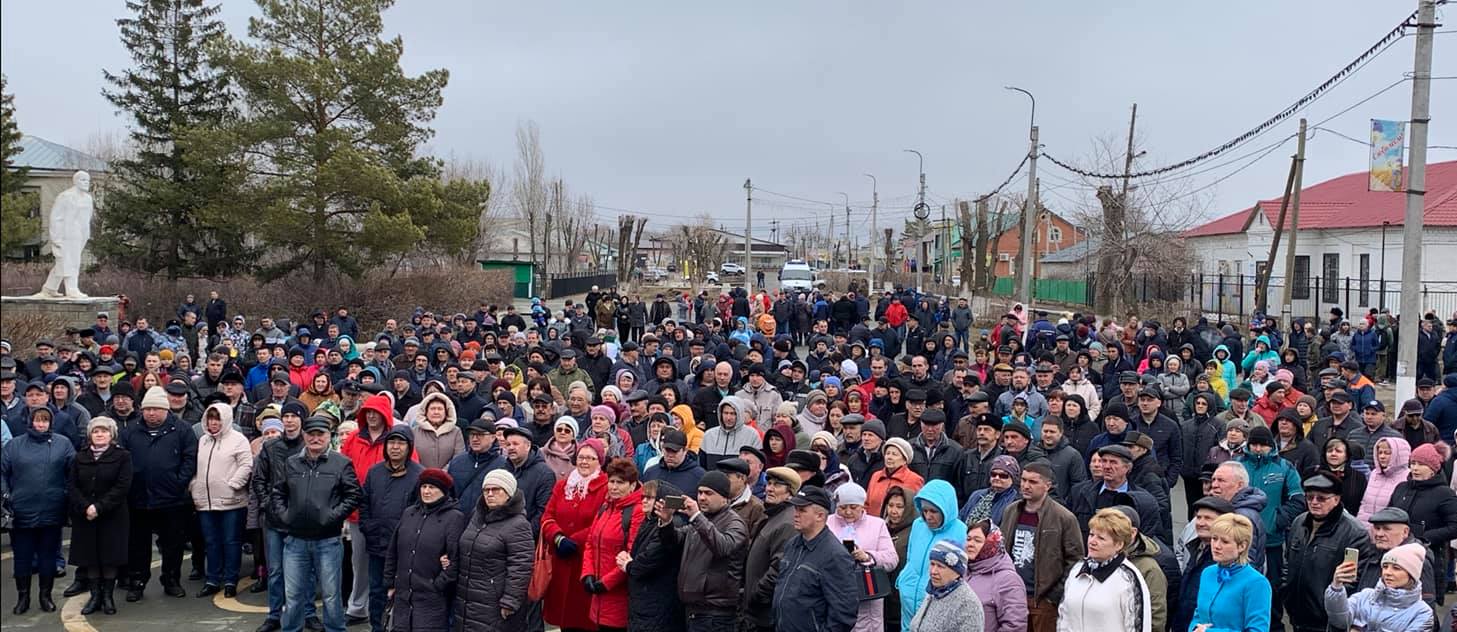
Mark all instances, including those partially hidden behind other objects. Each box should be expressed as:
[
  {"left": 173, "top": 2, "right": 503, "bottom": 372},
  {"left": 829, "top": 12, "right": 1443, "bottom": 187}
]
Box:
[{"left": 3, "top": 284, "right": 1457, "bottom": 632}]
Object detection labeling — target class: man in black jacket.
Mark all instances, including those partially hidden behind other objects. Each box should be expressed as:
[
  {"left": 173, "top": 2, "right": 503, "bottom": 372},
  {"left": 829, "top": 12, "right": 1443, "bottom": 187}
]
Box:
[
  {"left": 121, "top": 386, "right": 198, "bottom": 602},
  {"left": 660, "top": 470, "right": 748, "bottom": 632},
  {"left": 271, "top": 415, "right": 363, "bottom": 632},
  {"left": 773, "top": 486, "right": 858, "bottom": 632},
  {"left": 1281, "top": 473, "right": 1374, "bottom": 632},
  {"left": 358, "top": 425, "right": 420, "bottom": 631},
  {"left": 250, "top": 403, "right": 314, "bottom": 632}
]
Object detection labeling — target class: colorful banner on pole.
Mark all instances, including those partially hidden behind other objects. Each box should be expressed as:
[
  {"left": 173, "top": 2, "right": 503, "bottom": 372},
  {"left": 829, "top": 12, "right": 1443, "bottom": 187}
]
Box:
[{"left": 1369, "top": 119, "right": 1405, "bottom": 192}]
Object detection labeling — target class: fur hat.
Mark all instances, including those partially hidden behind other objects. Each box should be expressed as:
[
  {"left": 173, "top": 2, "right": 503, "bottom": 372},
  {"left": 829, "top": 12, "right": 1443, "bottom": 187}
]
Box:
[{"left": 418, "top": 468, "right": 454, "bottom": 495}]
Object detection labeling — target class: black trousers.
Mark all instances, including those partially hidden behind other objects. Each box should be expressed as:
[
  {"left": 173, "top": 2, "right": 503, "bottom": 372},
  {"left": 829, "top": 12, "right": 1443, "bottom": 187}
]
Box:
[{"left": 127, "top": 505, "right": 189, "bottom": 587}]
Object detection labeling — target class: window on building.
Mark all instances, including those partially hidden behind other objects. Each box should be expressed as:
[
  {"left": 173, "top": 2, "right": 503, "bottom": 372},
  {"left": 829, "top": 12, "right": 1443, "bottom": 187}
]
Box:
[
  {"left": 1292, "top": 255, "right": 1311, "bottom": 300},
  {"left": 1322, "top": 253, "right": 1339, "bottom": 303},
  {"left": 1048, "top": 227, "right": 1062, "bottom": 244},
  {"left": 1358, "top": 254, "right": 1371, "bottom": 307}
]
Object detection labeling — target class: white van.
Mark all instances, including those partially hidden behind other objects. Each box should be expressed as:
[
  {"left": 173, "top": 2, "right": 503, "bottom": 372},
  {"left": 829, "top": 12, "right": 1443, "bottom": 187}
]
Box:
[{"left": 779, "top": 260, "right": 814, "bottom": 292}]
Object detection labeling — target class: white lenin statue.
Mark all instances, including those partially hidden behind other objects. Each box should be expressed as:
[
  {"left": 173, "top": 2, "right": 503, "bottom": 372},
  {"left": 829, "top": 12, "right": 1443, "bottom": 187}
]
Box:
[{"left": 38, "top": 170, "right": 94, "bottom": 298}]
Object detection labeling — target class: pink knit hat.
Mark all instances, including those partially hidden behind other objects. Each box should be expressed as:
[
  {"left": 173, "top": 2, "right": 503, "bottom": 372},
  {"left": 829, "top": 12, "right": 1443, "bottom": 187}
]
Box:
[
  {"left": 1382, "top": 542, "right": 1426, "bottom": 583},
  {"left": 579, "top": 437, "right": 608, "bottom": 464},
  {"left": 590, "top": 405, "right": 618, "bottom": 424},
  {"left": 1410, "top": 443, "right": 1444, "bottom": 472},
  {"left": 1274, "top": 369, "right": 1294, "bottom": 385}
]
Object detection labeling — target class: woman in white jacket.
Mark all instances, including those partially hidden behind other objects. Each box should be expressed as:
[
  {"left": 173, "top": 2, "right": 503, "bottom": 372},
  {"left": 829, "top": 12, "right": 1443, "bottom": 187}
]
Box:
[
  {"left": 190, "top": 402, "right": 254, "bottom": 598},
  {"left": 1059, "top": 366, "right": 1101, "bottom": 420},
  {"left": 1057, "top": 508, "right": 1151, "bottom": 632}
]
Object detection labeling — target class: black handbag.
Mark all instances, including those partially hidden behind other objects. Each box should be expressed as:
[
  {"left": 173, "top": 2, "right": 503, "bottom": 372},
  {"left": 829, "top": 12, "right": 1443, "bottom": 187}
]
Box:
[{"left": 856, "top": 565, "right": 892, "bottom": 601}]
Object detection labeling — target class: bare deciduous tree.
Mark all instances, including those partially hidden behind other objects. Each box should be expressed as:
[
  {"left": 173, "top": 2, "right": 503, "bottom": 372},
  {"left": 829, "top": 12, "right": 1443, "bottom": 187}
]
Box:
[
  {"left": 442, "top": 151, "right": 507, "bottom": 266},
  {"left": 668, "top": 215, "right": 726, "bottom": 281},
  {"left": 615, "top": 214, "right": 646, "bottom": 284},
  {"left": 512, "top": 121, "right": 548, "bottom": 277}
]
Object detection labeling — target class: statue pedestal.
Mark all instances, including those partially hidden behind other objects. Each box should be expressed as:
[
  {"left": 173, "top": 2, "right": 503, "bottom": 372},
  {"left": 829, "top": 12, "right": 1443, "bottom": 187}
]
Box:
[{"left": 1, "top": 294, "right": 120, "bottom": 331}]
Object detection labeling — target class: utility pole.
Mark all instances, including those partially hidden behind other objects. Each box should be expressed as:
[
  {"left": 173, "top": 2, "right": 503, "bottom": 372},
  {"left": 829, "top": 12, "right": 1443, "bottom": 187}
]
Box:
[
  {"left": 1280, "top": 118, "right": 1308, "bottom": 318},
  {"left": 828, "top": 204, "right": 836, "bottom": 269},
  {"left": 1006, "top": 86, "right": 1039, "bottom": 305},
  {"left": 839, "top": 192, "right": 851, "bottom": 271},
  {"left": 905, "top": 149, "right": 927, "bottom": 292},
  {"left": 939, "top": 204, "right": 948, "bottom": 285},
  {"left": 1397, "top": 0, "right": 1435, "bottom": 405},
  {"left": 744, "top": 179, "right": 753, "bottom": 296},
  {"left": 865, "top": 174, "right": 878, "bottom": 292}
]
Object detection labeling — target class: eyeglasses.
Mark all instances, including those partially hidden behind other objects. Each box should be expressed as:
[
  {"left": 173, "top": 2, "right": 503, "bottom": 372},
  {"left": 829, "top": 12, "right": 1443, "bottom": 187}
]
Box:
[
  {"left": 1307, "top": 493, "right": 1339, "bottom": 504},
  {"left": 555, "top": 427, "right": 573, "bottom": 434},
  {"left": 989, "top": 471, "right": 1012, "bottom": 480}
]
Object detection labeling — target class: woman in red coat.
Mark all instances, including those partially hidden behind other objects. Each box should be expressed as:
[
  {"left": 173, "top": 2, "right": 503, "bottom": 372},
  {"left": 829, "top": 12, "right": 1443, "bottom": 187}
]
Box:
[
  {"left": 581, "top": 458, "right": 644, "bottom": 632},
  {"left": 540, "top": 437, "right": 610, "bottom": 632}
]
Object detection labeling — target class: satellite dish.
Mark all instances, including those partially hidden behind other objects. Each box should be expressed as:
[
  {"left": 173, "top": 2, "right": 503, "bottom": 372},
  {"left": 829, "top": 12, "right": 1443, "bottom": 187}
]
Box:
[{"left": 913, "top": 202, "right": 930, "bottom": 220}]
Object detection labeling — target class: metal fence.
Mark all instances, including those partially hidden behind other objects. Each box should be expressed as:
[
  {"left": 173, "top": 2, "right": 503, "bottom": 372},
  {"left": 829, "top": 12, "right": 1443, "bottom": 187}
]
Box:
[
  {"left": 969, "top": 273, "right": 1457, "bottom": 322},
  {"left": 546, "top": 270, "right": 617, "bottom": 298}
]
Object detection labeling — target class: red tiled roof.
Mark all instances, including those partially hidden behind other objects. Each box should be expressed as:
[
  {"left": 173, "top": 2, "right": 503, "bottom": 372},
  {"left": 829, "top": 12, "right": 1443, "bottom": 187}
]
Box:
[{"left": 1183, "top": 160, "right": 1457, "bottom": 237}]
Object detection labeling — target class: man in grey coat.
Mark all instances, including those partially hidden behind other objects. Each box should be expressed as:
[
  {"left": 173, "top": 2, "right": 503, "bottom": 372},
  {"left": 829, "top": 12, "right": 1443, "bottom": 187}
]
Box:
[{"left": 741, "top": 467, "right": 802, "bottom": 632}]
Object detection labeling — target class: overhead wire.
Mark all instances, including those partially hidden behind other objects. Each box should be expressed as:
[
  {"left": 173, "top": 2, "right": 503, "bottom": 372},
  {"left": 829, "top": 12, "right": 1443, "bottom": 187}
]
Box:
[{"left": 1039, "top": 7, "right": 1419, "bottom": 180}]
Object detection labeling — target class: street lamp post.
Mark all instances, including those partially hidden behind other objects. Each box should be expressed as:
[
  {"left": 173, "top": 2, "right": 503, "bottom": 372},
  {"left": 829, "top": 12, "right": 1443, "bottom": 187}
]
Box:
[
  {"left": 905, "top": 149, "right": 927, "bottom": 293},
  {"left": 1381, "top": 220, "right": 1390, "bottom": 309},
  {"left": 865, "top": 173, "right": 878, "bottom": 293},
  {"left": 1005, "top": 86, "right": 1039, "bottom": 306},
  {"left": 839, "top": 192, "right": 850, "bottom": 271}
]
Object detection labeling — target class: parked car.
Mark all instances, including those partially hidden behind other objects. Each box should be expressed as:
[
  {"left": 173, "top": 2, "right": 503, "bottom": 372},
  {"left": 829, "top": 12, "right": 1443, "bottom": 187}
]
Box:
[
  {"left": 705, "top": 271, "right": 721, "bottom": 284},
  {"left": 720, "top": 262, "right": 745, "bottom": 276},
  {"left": 643, "top": 267, "right": 670, "bottom": 282}
]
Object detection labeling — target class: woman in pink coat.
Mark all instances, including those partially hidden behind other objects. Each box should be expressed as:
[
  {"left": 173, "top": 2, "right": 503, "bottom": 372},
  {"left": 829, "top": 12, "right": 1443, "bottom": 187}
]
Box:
[
  {"left": 1357, "top": 436, "right": 1411, "bottom": 525},
  {"left": 826, "top": 483, "right": 899, "bottom": 632},
  {"left": 963, "top": 519, "right": 1028, "bottom": 632}
]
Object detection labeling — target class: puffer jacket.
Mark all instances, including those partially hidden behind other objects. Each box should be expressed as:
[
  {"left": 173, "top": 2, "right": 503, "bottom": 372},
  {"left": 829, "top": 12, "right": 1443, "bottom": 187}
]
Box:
[
  {"left": 963, "top": 547, "right": 1027, "bottom": 632},
  {"left": 190, "top": 402, "right": 254, "bottom": 511},
  {"left": 743, "top": 501, "right": 798, "bottom": 627},
  {"left": 1324, "top": 582, "right": 1433, "bottom": 632},
  {"left": 412, "top": 392, "right": 464, "bottom": 470},
  {"left": 581, "top": 488, "right": 645, "bottom": 628},
  {"left": 1237, "top": 449, "right": 1305, "bottom": 546},
  {"left": 340, "top": 394, "right": 396, "bottom": 522},
  {"left": 1356, "top": 436, "right": 1410, "bottom": 525},
  {"left": 359, "top": 426, "right": 423, "bottom": 556},
  {"left": 450, "top": 493, "right": 535, "bottom": 632},
  {"left": 1, "top": 423, "right": 75, "bottom": 528},
  {"left": 446, "top": 445, "right": 505, "bottom": 515},
  {"left": 539, "top": 473, "right": 609, "bottom": 630},
  {"left": 1282, "top": 509, "right": 1374, "bottom": 631},
  {"left": 383, "top": 497, "right": 466, "bottom": 632},
  {"left": 1386, "top": 476, "right": 1457, "bottom": 596},
  {"left": 121, "top": 412, "right": 199, "bottom": 509},
  {"left": 1240, "top": 335, "right": 1281, "bottom": 375},
  {"left": 664, "top": 501, "right": 748, "bottom": 612},
  {"left": 626, "top": 496, "right": 686, "bottom": 632},
  {"left": 896, "top": 480, "right": 968, "bottom": 631}
]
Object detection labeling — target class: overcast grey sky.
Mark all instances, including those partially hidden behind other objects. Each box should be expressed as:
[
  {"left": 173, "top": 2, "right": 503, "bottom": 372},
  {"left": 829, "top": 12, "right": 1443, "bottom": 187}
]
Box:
[{"left": 2, "top": 1, "right": 1451, "bottom": 237}]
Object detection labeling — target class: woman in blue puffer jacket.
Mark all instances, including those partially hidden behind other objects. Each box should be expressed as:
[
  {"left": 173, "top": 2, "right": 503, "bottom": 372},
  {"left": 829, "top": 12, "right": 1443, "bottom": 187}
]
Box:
[
  {"left": 1, "top": 407, "right": 76, "bottom": 614},
  {"left": 1324, "top": 542, "right": 1433, "bottom": 631}
]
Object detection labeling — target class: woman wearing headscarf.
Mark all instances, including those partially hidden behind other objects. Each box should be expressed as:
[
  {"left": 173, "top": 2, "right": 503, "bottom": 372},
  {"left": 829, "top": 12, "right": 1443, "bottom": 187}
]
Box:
[
  {"left": 1056, "top": 508, "right": 1152, "bottom": 632},
  {"left": 2, "top": 406, "right": 76, "bottom": 614},
  {"left": 542, "top": 416, "right": 580, "bottom": 480},
  {"left": 585, "top": 405, "right": 634, "bottom": 460},
  {"left": 881, "top": 485, "right": 919, "bottom": 632},
  {"left": 581, "top": 458, "right": 645, "bottom": 632},
  {"left": 450, "top": 469, "right": 534, "bottom": 632},
  {"left": 866, "top": 437, "right": 923, "bottom": 518},
  {"left": 67, "top": 416, "right": 132, "bottom": 615},
  {"left": 190, "top": 402, "right": 253, "bottom": 597},
  {"left": 540, "top": 438, "right": 610, "bottom": 632},
  {"left": 298, "top": 371, "right": 339, "bottom": 414},
  {"left": 828, "top": 483, "right": 899, "bottom": 632},
  {"left": 412, "top": 392, "right": 465, "bottom": 470},
  {"left": 958, "top": 456, "right": 1021, "bottom": 527},
  {"left": 336, "top": 335, "right": 360, "bottom": 362},
  {"left": 907, "top": 541, "right": 985, "bottom": 632},
  {"left": 962, "top": 520, "right": 1027, "bottom": 632},
  {"left": 811, "top": 431, "right": 850, "bottom": 496},
  {"left": 895, "top": 479, "right": 967, "bottom": 632},
  {"left": 384, "top": 468, "right": 466, "bottom": 631}
]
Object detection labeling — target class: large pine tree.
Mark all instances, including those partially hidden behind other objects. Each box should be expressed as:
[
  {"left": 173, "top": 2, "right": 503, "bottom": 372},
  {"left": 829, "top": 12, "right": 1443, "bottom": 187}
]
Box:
[
  {"left": 202, "top": 0, "right": 483, "bottom": 280},
  {"left": 95, "top": 0, "right": 252, "bottom": 277},
  {"left": 1, "top": 75, "right": 40, "bottom": 255}
]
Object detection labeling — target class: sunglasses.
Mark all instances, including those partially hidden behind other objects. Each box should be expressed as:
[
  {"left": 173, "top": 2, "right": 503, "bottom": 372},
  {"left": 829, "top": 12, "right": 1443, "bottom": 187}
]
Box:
[
  {"left": 989, "top": 471, "right": 1012, "bottom": 480},
  {"left": 555, "top": 427, "right": 573, "bottom": 434}
]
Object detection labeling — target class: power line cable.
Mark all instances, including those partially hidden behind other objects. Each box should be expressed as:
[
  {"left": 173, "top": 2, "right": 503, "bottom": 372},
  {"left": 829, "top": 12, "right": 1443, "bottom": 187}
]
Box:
[{"left": 1040, "top": 8, "right": 1418, "bottom": 179}]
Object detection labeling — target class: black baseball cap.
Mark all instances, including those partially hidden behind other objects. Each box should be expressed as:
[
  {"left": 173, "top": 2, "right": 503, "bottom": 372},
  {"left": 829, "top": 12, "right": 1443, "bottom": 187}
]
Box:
[{"left": 788, "top": 485, "right": 833, "bottom": 512}]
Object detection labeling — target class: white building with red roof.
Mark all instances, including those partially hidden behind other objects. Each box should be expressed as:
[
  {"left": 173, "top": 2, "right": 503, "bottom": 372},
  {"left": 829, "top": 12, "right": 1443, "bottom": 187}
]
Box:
[{"left": 1181, "top": 160, "right": 1457, "bottom": 315}]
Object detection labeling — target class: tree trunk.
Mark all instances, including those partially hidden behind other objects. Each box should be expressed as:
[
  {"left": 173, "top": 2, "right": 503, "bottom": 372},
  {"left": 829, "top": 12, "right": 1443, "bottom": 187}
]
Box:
[{"left": 1094, "top": 185, "right": 1126, "bottom": 316}]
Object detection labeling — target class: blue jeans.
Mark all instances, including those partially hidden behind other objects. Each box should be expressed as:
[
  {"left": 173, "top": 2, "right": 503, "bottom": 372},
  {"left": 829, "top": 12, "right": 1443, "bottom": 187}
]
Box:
[
  {"left": 283, "top": 536, "right": 344, "bottom": 632},
  {"left": 198, "top": 508, "right": 246, "bottom": 587},
  {"left": 368, "top": 555, "right": 386, "bottom": 632},
  {"left": 265, "top": 527, "right": 315, "bottom": 622},
  {"left": 955, "top": 328, "right": 969, "bottom": 352}
]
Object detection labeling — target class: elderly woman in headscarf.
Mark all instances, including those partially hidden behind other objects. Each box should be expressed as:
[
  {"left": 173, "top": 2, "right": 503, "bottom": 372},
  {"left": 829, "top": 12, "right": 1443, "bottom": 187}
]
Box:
[
  {"left": 958, "top": 455, "right": 1022, "bottom": 526},
  {"left": 908, "top": 541, "right": 985, "bottom": 632},
  {"left": 962, "top": 520, "right": 1027, "bottom": 632},
  {"left": 542, "top": 416, "right": 580, "bottom": 480},
  {"left": 585, "top": 405, "right": 634, "bottom": 459},
  {"left": 881, "top": 485, "right": 920, "bottom": 632},
  {"left": 811, "top": 431, "right": 851, "bottom": 496}
]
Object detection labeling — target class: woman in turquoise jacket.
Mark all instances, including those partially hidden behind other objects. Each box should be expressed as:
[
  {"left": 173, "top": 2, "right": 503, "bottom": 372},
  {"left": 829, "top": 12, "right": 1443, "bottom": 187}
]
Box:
[
  {"left": 1212, "top": 345, "right": 1238, "bottom": 392},
  {"left": 894, "top": 479, "right": 966, "bottom": 632},
  {"left": 1238, "top": 335, "right": 1279, "bottom": 379},
  {"left": 1190, "top": 513, "right": 1270, "bottom": 632}
]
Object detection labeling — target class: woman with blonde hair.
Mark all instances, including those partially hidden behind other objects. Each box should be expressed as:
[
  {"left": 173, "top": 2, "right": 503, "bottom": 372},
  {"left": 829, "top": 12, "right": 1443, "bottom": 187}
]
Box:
[
  {"left": 1189, "top": 513, "right": 1271, "bottom": 632},
  {"left": 1057, "top": 508, "right": 1151, "bottom": 632}
]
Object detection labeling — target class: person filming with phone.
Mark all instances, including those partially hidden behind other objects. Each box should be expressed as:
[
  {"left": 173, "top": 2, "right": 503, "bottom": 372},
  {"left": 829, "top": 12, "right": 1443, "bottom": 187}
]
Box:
[
  {"left": 1279, "top": 473, "right": 1373, "bottom": 632},
  {"left": 655, "top": 470, "right": 747, "bottom": 632}
]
